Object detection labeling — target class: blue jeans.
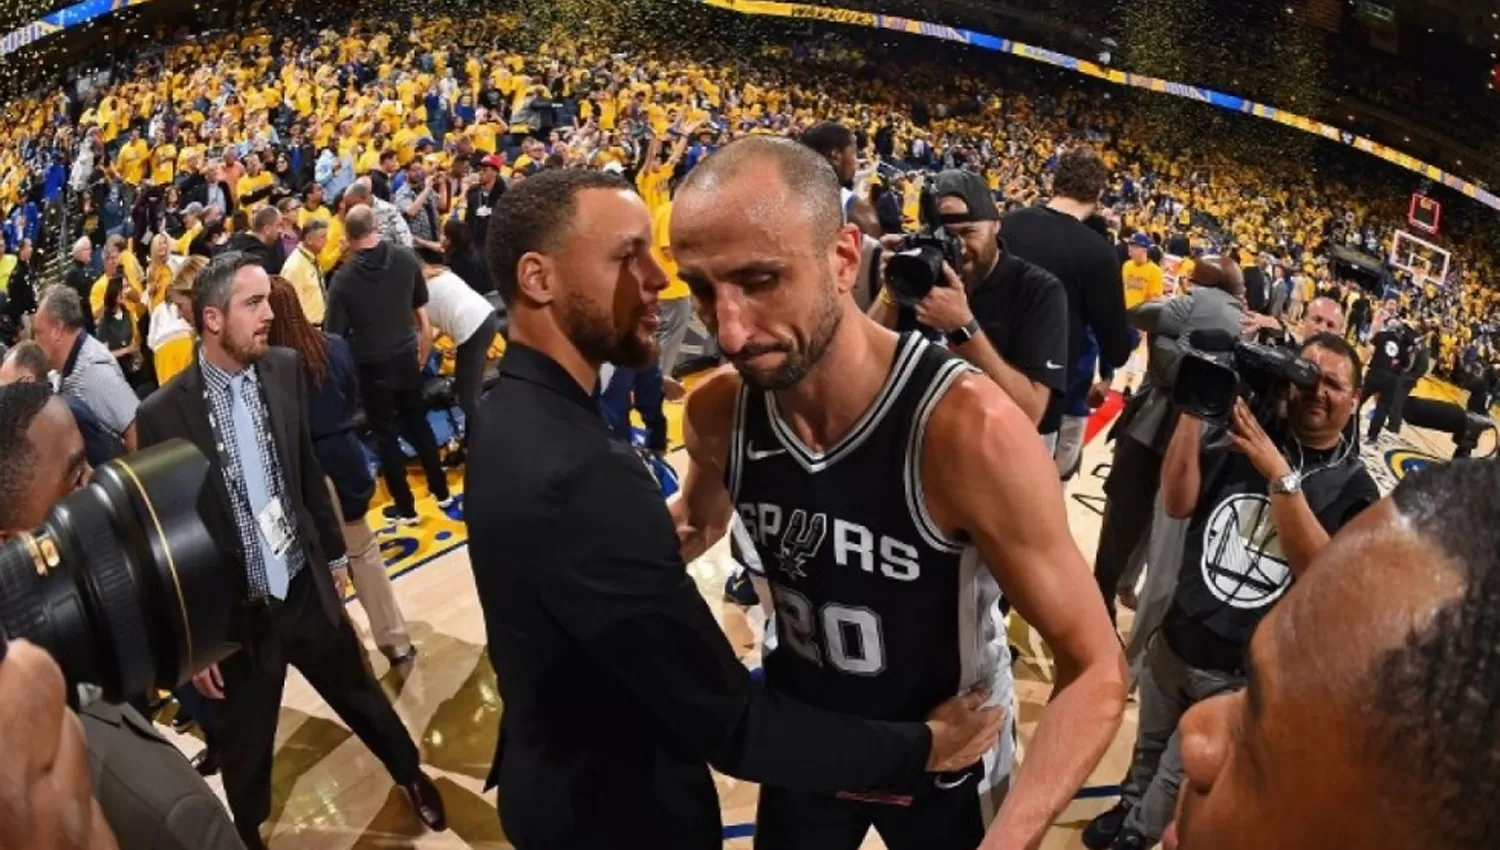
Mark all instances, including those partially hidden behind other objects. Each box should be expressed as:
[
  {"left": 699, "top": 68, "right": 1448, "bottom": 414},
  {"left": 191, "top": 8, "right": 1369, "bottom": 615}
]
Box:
[{"left": 598, "top": 365, "right": 667, "bottom": 451}]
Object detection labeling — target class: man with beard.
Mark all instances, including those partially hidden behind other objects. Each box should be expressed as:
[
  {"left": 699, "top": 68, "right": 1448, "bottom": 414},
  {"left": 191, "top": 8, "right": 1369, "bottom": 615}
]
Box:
[
  {"left": 1165, "top": 459, "right": 1500, "bottom": 850},
  {"left": 464, "top": 168, "right": 1007, "bottom": 850},
  {"left": 668, "top": 137, "right": 1126, "bottom": 850},
  {"left": 135, "top": 253, "right": 447, "bottom": 850}
]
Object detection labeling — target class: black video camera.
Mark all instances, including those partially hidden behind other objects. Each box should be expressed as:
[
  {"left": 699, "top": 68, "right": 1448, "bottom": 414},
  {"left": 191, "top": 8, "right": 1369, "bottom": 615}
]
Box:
[
  {"left": 1174, "top": 330, "right": 1320, "bottom": 426},
  {"left": 884, "top": 186, "right": 964, "bottom": 307}
]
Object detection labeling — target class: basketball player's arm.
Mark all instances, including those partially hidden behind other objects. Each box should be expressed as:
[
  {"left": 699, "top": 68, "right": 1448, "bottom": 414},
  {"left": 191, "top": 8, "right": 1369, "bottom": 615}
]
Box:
[
  {"left": 925, "top": 376, "right": 1127, "bottom": 850},
  {"left": 670, "top": 369, "right": 739, "bottom": 563},
  {"left": 847, "top": 197, "right": 882, "bottom": 240}
]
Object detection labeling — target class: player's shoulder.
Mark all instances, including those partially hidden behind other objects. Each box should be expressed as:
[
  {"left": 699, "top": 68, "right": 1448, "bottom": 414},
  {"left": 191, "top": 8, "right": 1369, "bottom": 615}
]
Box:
[
  {"left": 925, "top": 368, "right": 1039, "bottom": 459},
  {"left": 683, "top": 365, "right": 742, "bottom": 460}
]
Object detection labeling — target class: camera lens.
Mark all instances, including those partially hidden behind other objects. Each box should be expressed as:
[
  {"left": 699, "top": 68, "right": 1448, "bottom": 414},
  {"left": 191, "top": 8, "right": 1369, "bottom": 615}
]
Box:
[
  {"left": 886, "top": 244, "right": 943, "bottom": 307},
  {"left": 0, "top": 440, "right": 232, "bottom": 704}
]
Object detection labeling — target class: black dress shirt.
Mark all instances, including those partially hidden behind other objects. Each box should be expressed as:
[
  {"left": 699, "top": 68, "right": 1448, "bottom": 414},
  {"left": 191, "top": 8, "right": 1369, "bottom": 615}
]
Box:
[{"left": 464, "top": 343, "right": 931, "bottom": 850}]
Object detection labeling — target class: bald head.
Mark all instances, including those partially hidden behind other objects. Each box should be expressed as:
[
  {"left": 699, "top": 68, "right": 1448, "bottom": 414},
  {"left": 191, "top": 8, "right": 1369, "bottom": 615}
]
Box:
[
  {"left": 344, "top": 180, "right": 373, "bottom": 208},
  {"left": 676, "top": 136, "right": 843, "bottom": 244},
  {"left": 344, "top": 205, "right": 377, "bottom": 242}
]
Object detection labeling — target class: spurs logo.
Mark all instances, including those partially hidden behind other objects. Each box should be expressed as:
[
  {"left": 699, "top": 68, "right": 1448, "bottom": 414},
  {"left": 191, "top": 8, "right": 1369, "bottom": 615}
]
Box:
[{"left": 776, "top": 508, "right": 827, "bottom": 580}]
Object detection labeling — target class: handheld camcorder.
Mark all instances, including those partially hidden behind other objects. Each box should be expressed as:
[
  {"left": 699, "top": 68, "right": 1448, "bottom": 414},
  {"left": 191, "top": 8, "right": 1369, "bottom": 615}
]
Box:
[
  {"left": 1174, "top": 329, "right": 1320, "bottom": 426},
  {"left": 884, "top": 187, "right": 964, "bottom": 307},
  {"left": 0, "top": 440, "right": 233, "bottom": 705}
]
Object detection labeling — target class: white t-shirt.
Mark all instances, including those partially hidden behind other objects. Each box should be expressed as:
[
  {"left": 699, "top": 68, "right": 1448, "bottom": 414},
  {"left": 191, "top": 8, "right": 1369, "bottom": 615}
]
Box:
[{"left": 425, "top": 270, "right": 494, "bottom": 345}]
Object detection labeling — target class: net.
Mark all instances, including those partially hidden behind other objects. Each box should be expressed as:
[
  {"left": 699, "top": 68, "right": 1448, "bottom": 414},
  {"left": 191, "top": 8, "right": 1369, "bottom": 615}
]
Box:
[{"left": 1390, "top": 229, "right": 1452, "bottom": 287}]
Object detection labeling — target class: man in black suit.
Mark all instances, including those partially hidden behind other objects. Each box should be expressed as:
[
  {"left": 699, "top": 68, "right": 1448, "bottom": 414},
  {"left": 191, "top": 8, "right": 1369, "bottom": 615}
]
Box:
[
  {"left": 135, "top": 252, "right": 446, "bottom": 850},
  {"left": 466, "top": 168, "right": 1003, "bottom": 850}
]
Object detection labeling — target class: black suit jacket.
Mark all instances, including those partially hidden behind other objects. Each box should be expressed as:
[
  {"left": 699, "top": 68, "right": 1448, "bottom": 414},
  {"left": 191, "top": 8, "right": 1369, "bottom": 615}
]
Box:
[
  {"left": 180, "top": 175, "right": 236, "bottom": 218},
  {"left": 135, "top": 347, "right": 347, "bottom": 645}
]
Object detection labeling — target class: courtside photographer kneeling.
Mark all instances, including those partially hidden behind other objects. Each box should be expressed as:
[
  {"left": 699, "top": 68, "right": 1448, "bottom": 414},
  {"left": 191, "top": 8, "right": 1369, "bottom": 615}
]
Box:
[{"left": 1084, "top": 332, "right": 1378, "bottom": 850}]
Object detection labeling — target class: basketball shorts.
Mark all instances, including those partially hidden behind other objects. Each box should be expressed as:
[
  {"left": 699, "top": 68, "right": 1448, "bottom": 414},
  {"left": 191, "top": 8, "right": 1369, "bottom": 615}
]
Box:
[{"left": 753, "top": 725, "right": 1013, "bottom": 850}]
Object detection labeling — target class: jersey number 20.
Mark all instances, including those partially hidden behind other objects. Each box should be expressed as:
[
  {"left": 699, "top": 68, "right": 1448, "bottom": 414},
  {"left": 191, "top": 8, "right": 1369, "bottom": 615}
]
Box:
[{"left": 772, "top": 586, "right": 886, "bottom": 676}]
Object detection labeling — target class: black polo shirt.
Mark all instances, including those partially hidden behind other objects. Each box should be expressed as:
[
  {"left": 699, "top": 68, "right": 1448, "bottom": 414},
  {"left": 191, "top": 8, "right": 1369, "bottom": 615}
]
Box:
[
  {"left": 897, "top": 240, "right": 1070, "bottom": 416},
  {"left": 1003, "top": 205, "right": 1134, "bottom": 433},
  {"left": 464, "top": 343, "right": 930, "bottom": 850}
]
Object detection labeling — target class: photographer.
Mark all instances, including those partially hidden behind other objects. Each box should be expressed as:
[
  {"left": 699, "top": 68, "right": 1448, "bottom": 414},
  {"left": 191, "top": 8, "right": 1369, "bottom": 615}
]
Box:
[
  {"left": 867, "top": 170, "right": 1067, "bottom": 428},
  {"left": 0, "top": 383, "right": 243, "bottom": 850},
  {"left": 1084, "top": 333, "right": 1377, "bottom": 850},
  {"left": 1092, "top": 257, "right": 1245, "bottom": 624}
]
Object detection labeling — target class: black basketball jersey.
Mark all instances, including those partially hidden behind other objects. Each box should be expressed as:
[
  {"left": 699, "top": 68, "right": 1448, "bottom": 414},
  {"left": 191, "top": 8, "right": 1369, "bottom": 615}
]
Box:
[{"left": 727, "top": 332, "right": 1013, "bottom": 726}]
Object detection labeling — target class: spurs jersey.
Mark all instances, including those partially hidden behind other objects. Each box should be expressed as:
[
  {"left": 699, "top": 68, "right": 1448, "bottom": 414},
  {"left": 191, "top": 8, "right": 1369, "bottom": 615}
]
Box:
[{"left": 728, "top": 332, "right": 1015, "bottom": 783}]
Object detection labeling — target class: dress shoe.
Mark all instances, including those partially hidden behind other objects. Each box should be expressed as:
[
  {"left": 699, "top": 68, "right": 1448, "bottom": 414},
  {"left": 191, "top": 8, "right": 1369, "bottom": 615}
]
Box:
[
  {"left": 402, "top": 772, "right": 447, "bottom": 831},
  {"left": 191, "top": 748, "right": 220, "bottom": 777},
  {"left": 1082, "top": 800, "right": 1132, "bottom": 850},
  {"left": 383, "top": 645, "right": 418, "bottom": 668}
]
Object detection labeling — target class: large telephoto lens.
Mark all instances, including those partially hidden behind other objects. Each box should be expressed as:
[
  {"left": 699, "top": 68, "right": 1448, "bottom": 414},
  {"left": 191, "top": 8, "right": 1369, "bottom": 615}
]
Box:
[{"left": 0, "top": 440, "right": 233, "bottom": 704}]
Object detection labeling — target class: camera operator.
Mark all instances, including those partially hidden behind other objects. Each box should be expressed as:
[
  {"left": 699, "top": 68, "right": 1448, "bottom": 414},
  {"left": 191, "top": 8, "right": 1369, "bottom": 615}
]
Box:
[
  {"left": 0, "top": 382, "right": 243, "bottom": 850},
  {"left": 867, "top": 170, "right": 1068, "bottom": 428},
  {"left": 1362, "top": 317, "right": 1422, "bottom": 442},
  {"left": 1084, "top": 333, "right": 1377, "bottom": 850},
  {"left": 1093, "top": 257, "right": 1245, "bottom": 625}
]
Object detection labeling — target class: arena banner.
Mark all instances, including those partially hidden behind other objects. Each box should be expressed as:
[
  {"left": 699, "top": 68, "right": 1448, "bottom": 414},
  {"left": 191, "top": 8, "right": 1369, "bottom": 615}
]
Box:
[
  {"left": 1, "top": 0, "right": 142, "bottom": 56},
  {"left": 5, "top": 0, "right": 1498, "bottom": 212},
  {"left": 680, "top": 0, "right": 1500, "bottom": 213}
]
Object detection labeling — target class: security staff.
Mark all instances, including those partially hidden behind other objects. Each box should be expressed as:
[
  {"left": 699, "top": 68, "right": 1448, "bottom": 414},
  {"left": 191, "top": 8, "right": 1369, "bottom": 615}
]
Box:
[{"left": 465, "top": 168, "right": 1003, "bottom": 850}]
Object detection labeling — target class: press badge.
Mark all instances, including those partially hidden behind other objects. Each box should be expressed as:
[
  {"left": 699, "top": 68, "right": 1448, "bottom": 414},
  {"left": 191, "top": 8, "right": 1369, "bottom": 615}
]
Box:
[{"left": 257, "top": 499, "right": 294, "bottom": 560}]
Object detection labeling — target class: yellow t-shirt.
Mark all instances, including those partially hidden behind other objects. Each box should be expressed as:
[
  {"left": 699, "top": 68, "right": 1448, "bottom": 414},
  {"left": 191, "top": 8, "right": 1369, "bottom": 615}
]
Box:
[
  {"left": 116, "top": 140, "right": 150, "bottom": 185},
  {"left": 1122, "top": 260, "right": 1165, "bottom": 310},
  {"left": 237, "top": 171, "right": 274, "bottom": 207},
  {"left": 150, "top": 144, "right": 177, "bottom": 186},
  {"left": 636, "top": 166, "right": 669, "bottom": 218},
  {"left": 652, "top": 201, "right": 688, "bottom": 301}
]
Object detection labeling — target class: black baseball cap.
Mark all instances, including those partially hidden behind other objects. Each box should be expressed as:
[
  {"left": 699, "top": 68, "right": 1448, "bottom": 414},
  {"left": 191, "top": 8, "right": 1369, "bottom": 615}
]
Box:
[{"left": 931, "top": 170, "right": 1000, "bottom": 223}]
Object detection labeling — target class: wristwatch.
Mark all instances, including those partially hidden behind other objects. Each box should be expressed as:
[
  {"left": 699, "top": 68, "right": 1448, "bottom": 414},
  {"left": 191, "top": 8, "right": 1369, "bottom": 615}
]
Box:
[
  {"left": 946, "top": 319, "right": 981, "bottom": 347},
  {"left": 1270, "top": 470, "right": 1303, "bottom": 496}
]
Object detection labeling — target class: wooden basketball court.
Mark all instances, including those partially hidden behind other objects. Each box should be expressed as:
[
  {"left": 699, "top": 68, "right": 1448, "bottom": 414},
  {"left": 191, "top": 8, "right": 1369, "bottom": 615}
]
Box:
[{"left": 152, "top": 373, "right": 1475, "bottom": 848}]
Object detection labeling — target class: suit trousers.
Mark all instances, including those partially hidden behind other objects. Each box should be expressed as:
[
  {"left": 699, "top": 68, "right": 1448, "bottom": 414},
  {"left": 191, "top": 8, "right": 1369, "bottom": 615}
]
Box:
[
  {"left": 358, "top": 352, "right": 450, "bottom": 515},
  {"left": 1094, "top": 437, "right": 1162, "bottom": 625},
  {"left": 323, "top": 477, "right": 411, "bottom": 655},
  {"left": 217, "top": 568, "right": 420, "bottom": 847}
]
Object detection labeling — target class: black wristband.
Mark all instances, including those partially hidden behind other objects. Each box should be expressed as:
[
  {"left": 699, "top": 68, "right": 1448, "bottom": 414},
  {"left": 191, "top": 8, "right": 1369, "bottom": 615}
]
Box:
[{"left": 946, "top": 319, "right": 980, "bottom": 347}]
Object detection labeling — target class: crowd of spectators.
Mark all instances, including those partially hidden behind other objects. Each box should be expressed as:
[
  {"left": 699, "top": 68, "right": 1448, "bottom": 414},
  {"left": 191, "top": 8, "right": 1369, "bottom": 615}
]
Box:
[{"left": 0, "top": 0, "right": 1496, "bottom": 393}]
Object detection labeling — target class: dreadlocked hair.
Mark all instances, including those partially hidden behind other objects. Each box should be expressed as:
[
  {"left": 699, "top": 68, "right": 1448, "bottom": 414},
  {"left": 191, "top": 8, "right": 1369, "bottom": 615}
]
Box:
[
  {"left": 1374, "top": 459, "right": 1500, "bottom": 850},
  {"left": 266, "top": 275, "right": 329, "bottom": 388}
]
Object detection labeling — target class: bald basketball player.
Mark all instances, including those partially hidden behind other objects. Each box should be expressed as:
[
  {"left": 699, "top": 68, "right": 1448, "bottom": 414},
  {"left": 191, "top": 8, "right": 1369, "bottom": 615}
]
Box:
[
  {"left": 669, "top": 137, "right": 1126, "bottom": 850},
  {"left": 1169, "top": 459, "right": 1500, "bottom": 850}
]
